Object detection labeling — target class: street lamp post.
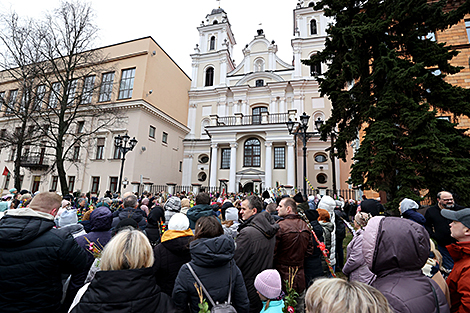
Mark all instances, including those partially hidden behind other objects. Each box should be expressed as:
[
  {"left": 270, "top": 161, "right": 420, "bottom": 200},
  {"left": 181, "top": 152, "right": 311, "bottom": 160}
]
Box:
[
  {"left": 286, "top": 112, "right": 318, "bottom": 198},
  {"left": 114, "top": 133, "right": 138, "bottom": 195},
  {"left": 314, "top": 117, "right": 337, "bottom": 194}
]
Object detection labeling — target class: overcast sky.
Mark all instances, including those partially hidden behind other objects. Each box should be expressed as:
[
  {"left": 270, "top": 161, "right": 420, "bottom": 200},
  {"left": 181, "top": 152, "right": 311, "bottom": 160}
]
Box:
[{"left": 1, "top": 0, "right": 298, "bottom": 77}]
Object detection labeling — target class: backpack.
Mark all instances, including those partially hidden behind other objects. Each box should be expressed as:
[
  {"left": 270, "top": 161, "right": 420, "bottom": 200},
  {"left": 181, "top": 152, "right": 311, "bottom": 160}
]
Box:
[{"left": 186, "top": 262, "right": 237, "bottom": 313}]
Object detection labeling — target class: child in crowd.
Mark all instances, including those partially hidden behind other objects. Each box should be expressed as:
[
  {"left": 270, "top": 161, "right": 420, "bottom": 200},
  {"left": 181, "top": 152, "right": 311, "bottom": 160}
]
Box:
[{"left": 254, "top": 269, "right": 284, "bottom": 313}]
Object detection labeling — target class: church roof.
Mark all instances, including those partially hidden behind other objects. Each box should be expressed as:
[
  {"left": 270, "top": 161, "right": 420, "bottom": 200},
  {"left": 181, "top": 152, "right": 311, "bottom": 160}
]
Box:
[{"left": 210, "top": 8, "right": 226, "bottom": 15}]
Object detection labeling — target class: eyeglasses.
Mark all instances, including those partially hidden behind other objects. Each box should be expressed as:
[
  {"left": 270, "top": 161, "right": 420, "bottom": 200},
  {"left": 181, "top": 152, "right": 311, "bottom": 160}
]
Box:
[{"left": 441, "top": 199, "right": 453, "bottom": 202}]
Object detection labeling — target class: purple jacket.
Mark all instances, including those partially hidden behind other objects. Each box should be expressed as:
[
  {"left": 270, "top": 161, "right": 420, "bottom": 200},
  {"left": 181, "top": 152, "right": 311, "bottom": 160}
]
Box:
[
  {"left": 363, "top": 217, "right": 449, "bottom": 313},
  {"left": 342, "top": 229, "right": 376, "bottom": 284}
]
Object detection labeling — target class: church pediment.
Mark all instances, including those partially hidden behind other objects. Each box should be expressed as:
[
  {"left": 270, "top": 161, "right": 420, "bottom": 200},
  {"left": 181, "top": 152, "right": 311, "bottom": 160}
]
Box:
[{"left": 236, "top": 168, "right": 265, "bottom": 175}]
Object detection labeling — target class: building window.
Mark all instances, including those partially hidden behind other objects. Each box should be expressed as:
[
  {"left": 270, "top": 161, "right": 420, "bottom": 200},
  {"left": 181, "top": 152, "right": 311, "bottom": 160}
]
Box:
[
  {"left": 162, "top": 132, "right": 168, "bottom": 144},
  {"left": 308, "top": 2, "right": 314, "bottom": 7},
  {"left": 3, "top": 173, "right": 9, "bottom": 189},
  {"left": 96, "top": 138, "right": 105, "bottom": 159},
  {"left": 76, "top": 121, "right": 85, "bottom": 133},
  {"left": 317, "top": 173, "right": 328, "bottom": 184},
  {"left": 0, "top": 91, "right": 5, "bottom": 110},
  {"left": 67, "top": 79, "right": 78, "bottom": 106},
  {"left": 99, "top": 72, "right": 114, "bottom": 102},
  {"left": 254, "top": 58, "right": 265, "bottom": 72},
  {"left": 199, "top": 154, "right": 209, "bottom": 164},
  {"left": 314, "top": 153, "right": 328, "bottom": 163},
  {"left": 109, "top": 177, "right": 118, "bottom": 193},
  {"left": 113, "top": 145, "right": 122, "bottom": 159},
  {"left": 205, "top": 67, "right": 214, "bottom": 87},
  {"left": 49, "top": 83, "right": 60, "bottom": 108},
  {"left": 9, "top": 147, "right": 16, "bottom": 161},
  {"left": 310, "top": 19, "right": 317, "bottom": 35},
  {"left": 7, "top": 89, "right": 18, "bottom": 114},
  {"left": 0, "top": 129, "right": 6, "bottom": 138},
  {"left": 198, "top": 172, "right": 207, "bottom": 182},
  {"left": 51, "top": 176, "right": 58, "bottom": 192},
  {"left": 210, "top": 36, "right": 216, "bottom": 50},
  {"left": 149, "top": 126, "right": 156, "bottom": 138},
  {"left": 179, "top": 161, "right": 183, "bottom": 172},
  {"left": 32, "top": 176, "right": 41, "bottom": 194},
  {"left": 81, "top": 75, "right": 95, "bottom": 104},
  {"left": 68, "top": 176, "right": 75, "bottom": 193},
  {"left": 221, "top": 148, "right": 231, "bottom": 169},
  {"left": 310, "top": 62, "right": 322, "bottom": 76},
  {"left": 244, "top": 138, "right": 261, "bottom": 167},
  {"left": 252, "top": 106, "right": 268, "bottom": 124},
  {"left": 118, "top": 68, "right": 136, "bottom": 100},
  {"left": 91, "top": 176, "right": 100, "bottom": 193},
  {"left": 35, "top": 85, "right": 46, "bottom": 110},
  {"left": 255, "top": 79, "right": 264, "bottom": 87},
  {"left": 466, "top": 20, "right": 470, "bottom": 42},
  {"left": 72, "top": 146, "right": 80, "bottom": 161},
  {"left": 274, "top": 147, "right": 285, "bottom": 169}
]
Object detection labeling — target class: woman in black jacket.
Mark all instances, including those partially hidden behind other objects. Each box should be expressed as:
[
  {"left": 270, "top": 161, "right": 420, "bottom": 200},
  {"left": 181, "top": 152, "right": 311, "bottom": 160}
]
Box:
[
  {"left": 68, "top": 228, "right": 175, "bottom": 313},
  {"left": 172, "top": 216, "right": 249, "bottom": 313}
]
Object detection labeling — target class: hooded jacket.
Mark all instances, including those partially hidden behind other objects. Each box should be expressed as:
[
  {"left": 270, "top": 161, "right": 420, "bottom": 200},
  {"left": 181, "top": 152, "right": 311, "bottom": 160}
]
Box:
[
  {"left": 111, "top": 206, "right": 147, "bottom": 230},
  {"left": 69, "top": 267, "right": 175, "bottom": 313},
  {"left": 172, "top": 235, "right": 249, "bottom": 313},
  {"left": 446, "top": 241, "right": 470, "bottom": 312},
  {"left": 363, "top": 217, "right": 449, "bottom": 313},
  {"left": 342, "top": 229, "right": 376, "bottom": 284},
  {"left": 153, "top": 229, "right": 193, "bottom": 295},
  {"left": 234, "top": 211, "right": 279, "bottom": 313},
  {"left": 304, "top": 209, "right": 325, "bottom": 286},
  {"left": 317, "top": 196, "right": 336, "bottom": 266},
  {"left": 186, "top": 203, "right": 216, "bottom": 229},
  {"left": 0, "top": 208, "right": 88, "bottom": 313},
  {"left": 145, "top": 206, "right": 165, "bottom": 246},
  {"left": 400, "top": 198, "right": 426, "bottom": 226}
]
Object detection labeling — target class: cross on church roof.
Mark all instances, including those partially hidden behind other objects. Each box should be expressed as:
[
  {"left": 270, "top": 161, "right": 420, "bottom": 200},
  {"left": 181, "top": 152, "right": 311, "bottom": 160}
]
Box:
[{"left": 216, "top": 0, "right": 221, "bottom": 8}]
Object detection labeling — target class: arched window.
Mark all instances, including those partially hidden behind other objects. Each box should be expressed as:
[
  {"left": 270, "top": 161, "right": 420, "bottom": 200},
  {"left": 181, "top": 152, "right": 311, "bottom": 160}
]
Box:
[
  {"left": 310, "top": 62, "right": 322, "bottom": 76},
  {"left": 252, "top": 106, "right": 268, "bottom": 124},
  {"left": 205, "top": 67, "right": 214, "bottom": 86},
  {"left": 254, "top": 58, "right": 265, "bottom": 72},
  {"left": 308, "top": 2, "right": 315, "bottom": 7},
  {"left": 244, "top": 138, "right": 261, "bottom": 167},
  {"left": 310, "top": 19, "right": 317, "bottom": 35},
  {"left": 213, "top": 20, "right": 218, "bottom": 25},
  {"left": 210, "top": 36, "right": 216, "bottom": 50}
]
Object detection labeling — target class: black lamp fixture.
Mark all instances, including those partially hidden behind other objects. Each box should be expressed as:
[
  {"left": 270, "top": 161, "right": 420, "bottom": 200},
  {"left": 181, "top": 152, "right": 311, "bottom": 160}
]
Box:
[{"left": 114, "top": 133, "right": 138, "bottom": 195}]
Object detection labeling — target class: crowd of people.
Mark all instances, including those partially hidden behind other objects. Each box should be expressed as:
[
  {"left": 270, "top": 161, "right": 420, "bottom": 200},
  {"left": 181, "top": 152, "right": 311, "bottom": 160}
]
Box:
[{"left": 0, "top": 187, "right": 468, "bottom": 313}]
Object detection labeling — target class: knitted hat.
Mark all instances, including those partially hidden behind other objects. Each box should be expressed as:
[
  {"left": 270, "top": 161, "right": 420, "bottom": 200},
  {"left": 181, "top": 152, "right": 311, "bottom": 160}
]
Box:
[
  {"left": 169, "top": 213, "right": 190, "bottom": 231},
  {"left": 181, "top": 198, "right": 190, "bottom": 208},
  {"left": 225, "top": 207, "right": 239, "bottom": 222},
  {"left": 317, "top": 195, "right": 336, "bottom": 213},
  {"left": 61, "top": 200, "right": 71, "bottom": 208},
  {"left": 354, "top": 212, "right": 371, "bottom": 228},
  {"left": 254, "top": 269, "right": 282, "bottom": 299},
  {"left": 164, "top": 196, "right": 182, "bottom": 212},
  {"left": 293, "top": 192, "right": 305, "bottom": 203},
  {"left": 58, "top": 209, "right": 78, "bottom": 227}
]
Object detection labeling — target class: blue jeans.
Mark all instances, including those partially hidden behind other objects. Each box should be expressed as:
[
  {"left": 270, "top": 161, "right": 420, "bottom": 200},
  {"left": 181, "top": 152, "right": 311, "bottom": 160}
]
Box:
[{"left": 437, "top": 244, "right": 454, "bottom": 271}]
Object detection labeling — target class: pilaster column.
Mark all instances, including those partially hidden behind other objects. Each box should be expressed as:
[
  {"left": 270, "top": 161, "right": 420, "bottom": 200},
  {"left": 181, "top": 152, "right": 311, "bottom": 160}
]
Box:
[
  {"left": 181, "top": 154, "right": 193, "bottom": 186},
  {"left": 287, "top": 140, "right": 295, "bottom": 186},
  {"left": 210, "top": 143, "right": 218, "bottom": 188},
  {"left": 265, "top": 141, "right": 273, "bottom": 189},
  {"left": 228, "top": 143, "right": 238, "bottom": 193},
  {"left": 187, "top": 103, "right": 197, "bottom": 138}
]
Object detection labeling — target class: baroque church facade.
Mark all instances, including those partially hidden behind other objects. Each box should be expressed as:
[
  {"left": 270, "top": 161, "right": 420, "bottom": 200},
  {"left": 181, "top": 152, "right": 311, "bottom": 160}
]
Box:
[{"left": 182, "top": 2, "right": 355, "bottom": 194}]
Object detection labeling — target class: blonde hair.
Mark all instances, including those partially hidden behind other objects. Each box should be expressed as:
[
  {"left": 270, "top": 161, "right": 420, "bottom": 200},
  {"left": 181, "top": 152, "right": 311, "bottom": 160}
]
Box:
[
  {"left": 429, "top": 240, "right": 443, "bottom": 270},
  {"left": 306, "top": 278, "right": 393, "bottom": 313},
  {"left": 100, "top": 228, "right": 154, "bottom": 271}
]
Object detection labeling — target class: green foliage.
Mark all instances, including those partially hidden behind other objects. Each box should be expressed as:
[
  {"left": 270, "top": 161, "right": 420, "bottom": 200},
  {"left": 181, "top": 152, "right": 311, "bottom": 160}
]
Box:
[
  {"left": 198, "top": 301, "right": 209, "bottom": 313},
  {"left": 282, "top": 279, "right": 299, "bottom": 313},
  {"left": 304, "top": 0, "right": 470, "bottom": 208}
]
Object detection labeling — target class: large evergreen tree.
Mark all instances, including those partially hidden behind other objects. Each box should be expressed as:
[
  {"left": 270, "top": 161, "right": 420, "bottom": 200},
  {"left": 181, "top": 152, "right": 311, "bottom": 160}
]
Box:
[{"left": 305, "top": 0, "right": 470, "bottom": 207}]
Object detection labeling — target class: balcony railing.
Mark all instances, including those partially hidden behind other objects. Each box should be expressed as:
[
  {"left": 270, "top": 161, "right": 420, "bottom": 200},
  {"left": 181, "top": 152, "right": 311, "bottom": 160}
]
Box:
[
  {"left": 20, "top": 153, "right": 49, "bottom": 170},
  {"left": 213, "top": 112, "right": 293, "bottom": 127}
]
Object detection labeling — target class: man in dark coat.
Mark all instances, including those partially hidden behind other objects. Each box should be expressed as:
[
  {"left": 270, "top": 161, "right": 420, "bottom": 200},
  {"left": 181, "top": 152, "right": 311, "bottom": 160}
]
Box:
[
  {"left": 425, "top": 191, "right": 464, "bottom": 272},
  {"left": 303, "top": 209, "right": 325, "bottom": 286},
  {"left": 234, "top": 195, "right": 279, "bottom": 313},
  {"left": 186, "top": 192, "right": 216, "bottom": 229},
  {"left": 0, "top": 192, "right": 89, "bottom": 313},
  {"left": 275, "top": 197, "right": 314, "bottom": 313},
  {"left": 112, "top": 194, "right": 147, "bottom": 230}
]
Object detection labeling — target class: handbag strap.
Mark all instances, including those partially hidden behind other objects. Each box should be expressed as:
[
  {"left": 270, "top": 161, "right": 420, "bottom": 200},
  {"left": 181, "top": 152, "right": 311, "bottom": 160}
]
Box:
[
  {"left": 186, "top": 261, "right": 233, "bottom": 306},
  {"left": 429, "top": 280, "right": 440, "bottom": 313}
]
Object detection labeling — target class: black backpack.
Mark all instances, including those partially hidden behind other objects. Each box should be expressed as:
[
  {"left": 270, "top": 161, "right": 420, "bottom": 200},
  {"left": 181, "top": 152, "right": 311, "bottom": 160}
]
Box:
[{"left": 186, "top": 262, "right": 237, "bottom": 313}]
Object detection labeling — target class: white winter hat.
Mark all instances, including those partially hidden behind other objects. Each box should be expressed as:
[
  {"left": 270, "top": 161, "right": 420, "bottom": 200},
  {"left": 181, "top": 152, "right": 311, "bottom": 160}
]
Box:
[
  {"left": 58, "top": 209, "right": 78, "bottom": 227},
  {"left": 168, "top": 213, "right": 190, "bottom": 231},
  {"left": 225, "top": 207, "right": 239, "bottom": 222},
  {"left": 317, "top": 195, "right": 336, "bottom": 212}
]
